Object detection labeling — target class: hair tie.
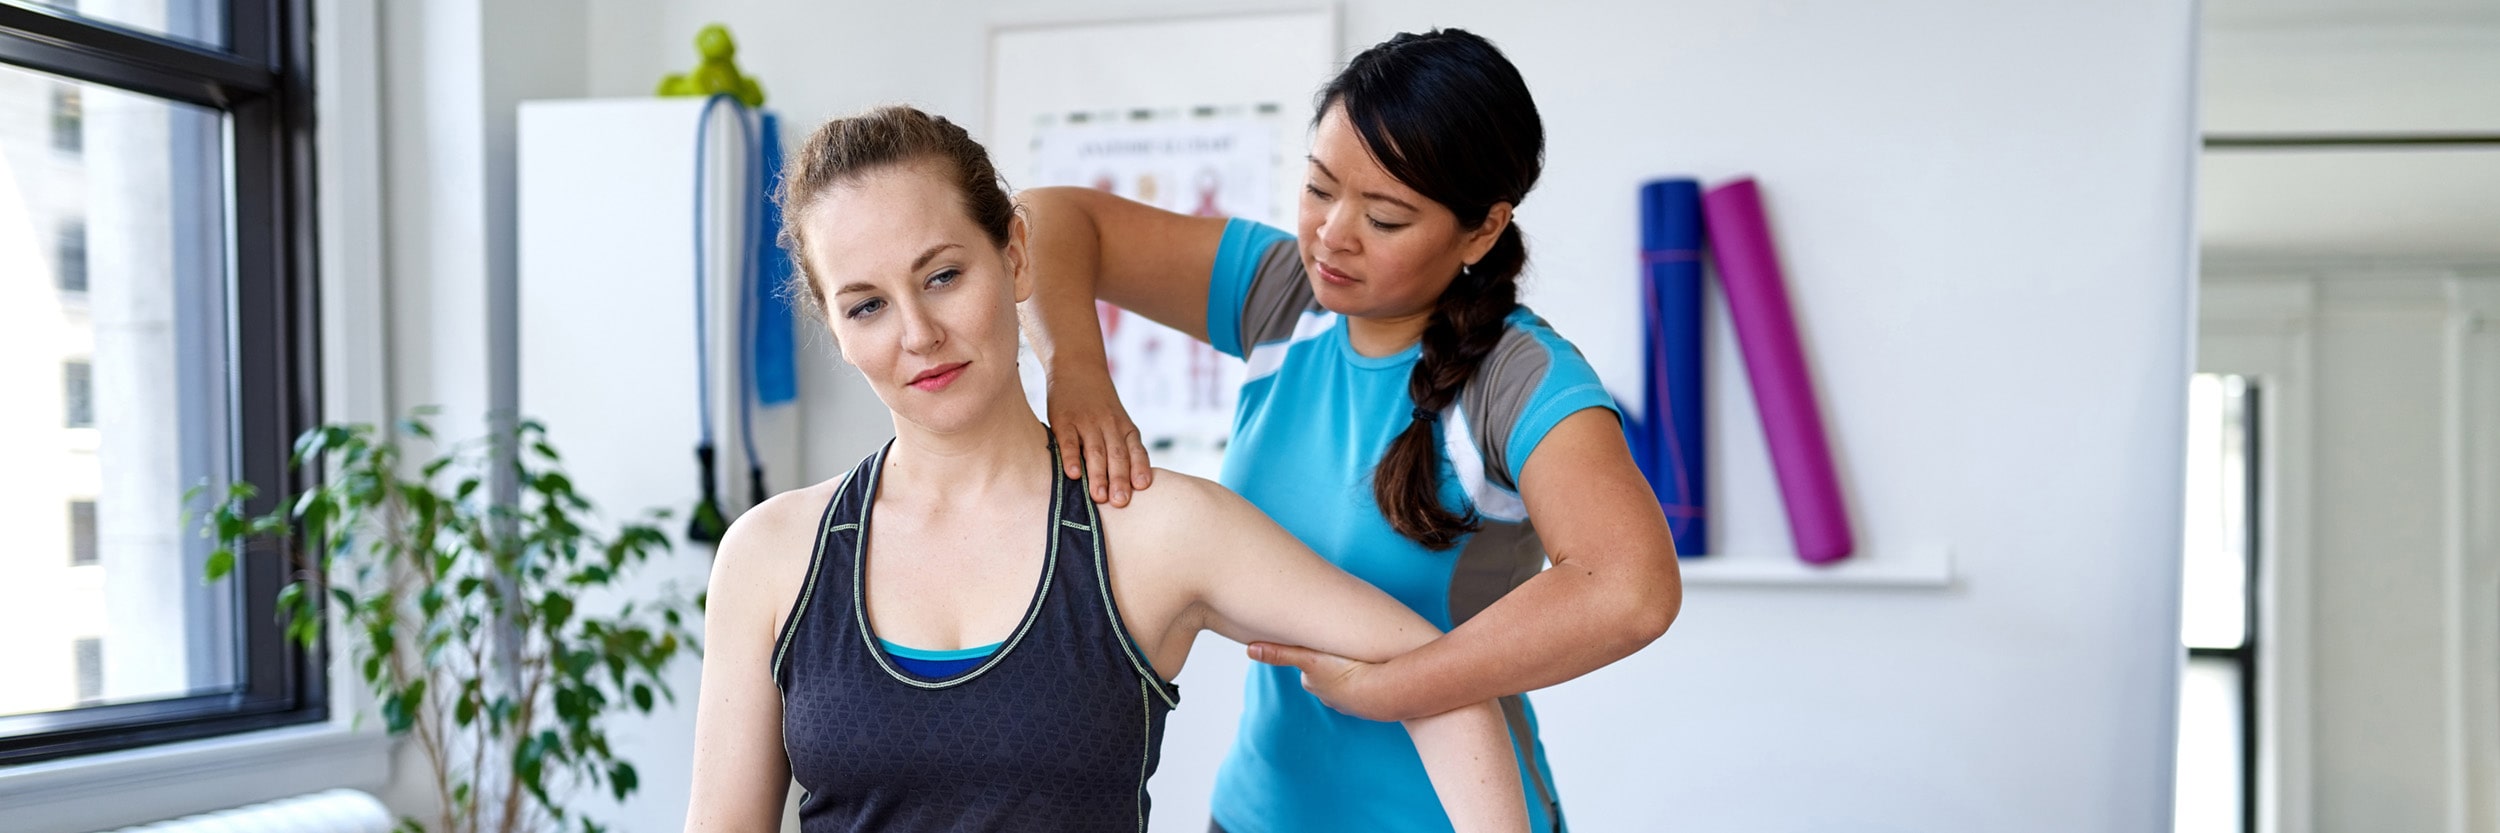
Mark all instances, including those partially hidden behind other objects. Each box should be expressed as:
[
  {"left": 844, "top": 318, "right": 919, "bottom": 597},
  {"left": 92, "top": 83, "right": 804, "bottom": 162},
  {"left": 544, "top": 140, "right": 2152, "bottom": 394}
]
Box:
[{"left": 1412, "top": 407, "right": 1439, "bottom": 423}]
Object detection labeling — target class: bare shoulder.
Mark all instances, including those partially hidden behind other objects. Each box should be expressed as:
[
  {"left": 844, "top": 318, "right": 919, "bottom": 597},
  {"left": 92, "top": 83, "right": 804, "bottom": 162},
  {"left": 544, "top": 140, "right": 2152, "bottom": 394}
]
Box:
[
  {"left": 1093, "top": 469, "right": 1248, "bottom": 542},
  {"left": 710, "top": 477, "right": 844, "bottom": 635},
  {"left": 1090, "top": 470, "right": 1240, "bottom": 577},
  {"left": 1086, "top": 469, "right": 1256, "bottom": 673}
]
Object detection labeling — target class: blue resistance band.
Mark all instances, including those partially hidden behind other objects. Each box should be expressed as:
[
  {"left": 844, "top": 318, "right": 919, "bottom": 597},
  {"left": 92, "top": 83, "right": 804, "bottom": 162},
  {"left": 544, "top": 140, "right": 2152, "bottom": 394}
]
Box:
[{"left": 689, "top": 93, "right": 757, "bottom": 543}]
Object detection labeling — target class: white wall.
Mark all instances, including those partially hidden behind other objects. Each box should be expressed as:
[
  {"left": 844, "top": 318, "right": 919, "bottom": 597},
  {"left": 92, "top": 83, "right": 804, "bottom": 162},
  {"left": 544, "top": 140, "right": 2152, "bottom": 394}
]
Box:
[{"left": 561, "top": 2, "right": 2202, "bottom": 831}]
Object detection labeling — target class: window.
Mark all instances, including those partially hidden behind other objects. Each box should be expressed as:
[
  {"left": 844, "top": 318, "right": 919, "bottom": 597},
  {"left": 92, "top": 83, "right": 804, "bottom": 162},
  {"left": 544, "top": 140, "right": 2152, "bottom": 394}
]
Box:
[
  {"left": 57, "top": 218, "right": 86, "bottom": 292},
  {"left": 61, "top": 359, "right": 92, "bottom": 427},
  {"left": 68, "top": 500, "right": 97, "bottom": 566},
  {"left": 73, "top": 638, "right": 103, "bottom": 704},
  {"left": 2176, "top": 373, "right": 2259, "bottom": 833},
  {"left": 50, "top": 82, "right": 79, "bottom": 153},
  {"left": 0, "top": 0, "right": 320, "bottom": 765}
]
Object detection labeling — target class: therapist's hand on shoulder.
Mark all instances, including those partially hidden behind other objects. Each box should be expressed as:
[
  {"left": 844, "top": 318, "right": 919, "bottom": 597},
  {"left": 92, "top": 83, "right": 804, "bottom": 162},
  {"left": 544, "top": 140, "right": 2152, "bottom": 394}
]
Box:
[
  {"left": 1046, "top": 371, "right": 1153, "bottom": 506},
  {"left": 1249, "top": 641, "right": 1399, "bottom": 722}
]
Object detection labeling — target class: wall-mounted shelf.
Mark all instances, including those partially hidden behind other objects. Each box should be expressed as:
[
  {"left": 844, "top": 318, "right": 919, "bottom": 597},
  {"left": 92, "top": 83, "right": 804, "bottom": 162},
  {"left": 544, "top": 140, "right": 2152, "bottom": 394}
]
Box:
[{"left": 1677, "top": 545, "right": 1954, "bottom": 588}]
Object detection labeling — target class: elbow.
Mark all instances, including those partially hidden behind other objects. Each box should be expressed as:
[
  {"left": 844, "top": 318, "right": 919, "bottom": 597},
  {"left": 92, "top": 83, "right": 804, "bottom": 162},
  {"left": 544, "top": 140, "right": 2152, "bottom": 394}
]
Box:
[{"left": 1614, "top": 557, "right": 1682, "bottom": 649}]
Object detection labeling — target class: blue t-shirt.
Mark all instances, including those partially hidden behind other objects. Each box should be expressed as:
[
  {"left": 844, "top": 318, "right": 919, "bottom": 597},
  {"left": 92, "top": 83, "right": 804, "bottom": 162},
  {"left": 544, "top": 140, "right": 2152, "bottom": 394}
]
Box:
[{"left": 1203, "top": 220, "right": 1617, "bottom": 833}]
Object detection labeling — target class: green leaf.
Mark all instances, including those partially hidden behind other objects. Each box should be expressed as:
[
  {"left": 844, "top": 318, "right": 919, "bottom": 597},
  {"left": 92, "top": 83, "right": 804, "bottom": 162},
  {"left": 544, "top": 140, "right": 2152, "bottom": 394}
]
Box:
[
  {"left": 380, "top": 690, "right": 414, "bottom": 734},
  {"left": 609, "top": 761, "right": 638, "bottom": 801},
  {"left": 288, "top": 606, "right": 319, "bottom": 646},
  {"left": 555, "top": 687, "right": 584, "bottom": 722},
  {"left": 204, "top": 549, "right": 235, "bottom": 582},
  {"left": 632, "top": 684, "right": 653, "bottom": 713},
  {"left": 542, "top": 591, "right": 575, "bottom": 630}
]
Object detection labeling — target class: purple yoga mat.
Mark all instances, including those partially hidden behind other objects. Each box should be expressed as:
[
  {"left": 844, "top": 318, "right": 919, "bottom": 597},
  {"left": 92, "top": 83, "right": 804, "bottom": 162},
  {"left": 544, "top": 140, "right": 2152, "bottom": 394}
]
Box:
[{"left": 1702, "top": 178, "right": 1854, "bottom": 563}]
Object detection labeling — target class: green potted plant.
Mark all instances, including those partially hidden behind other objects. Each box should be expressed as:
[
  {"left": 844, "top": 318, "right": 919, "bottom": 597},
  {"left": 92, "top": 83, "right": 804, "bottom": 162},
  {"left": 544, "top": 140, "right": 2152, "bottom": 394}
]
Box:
[{"left": 196, "top": 411, "right": 703, "bottom": 833}]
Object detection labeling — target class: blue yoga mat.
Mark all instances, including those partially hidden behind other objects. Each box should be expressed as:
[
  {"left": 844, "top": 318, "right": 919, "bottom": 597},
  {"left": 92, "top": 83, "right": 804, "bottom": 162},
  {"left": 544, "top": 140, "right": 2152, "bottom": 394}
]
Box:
[{"left": 1637, "top": 179, "right": 1708, "bottom": 557}]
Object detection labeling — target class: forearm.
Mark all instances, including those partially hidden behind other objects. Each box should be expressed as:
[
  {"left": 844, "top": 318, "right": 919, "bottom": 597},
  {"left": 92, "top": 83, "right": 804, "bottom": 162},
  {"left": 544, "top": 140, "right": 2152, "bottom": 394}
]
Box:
[
  {"left": 1402, "top": 699, "right": 1528, "bottom": 833},
  {"left": 1013, "top": 187, "right": 1111, "bottom": 376},
  {"left": 1372, "top": 556, "right": 1679, "bottom": 720}
]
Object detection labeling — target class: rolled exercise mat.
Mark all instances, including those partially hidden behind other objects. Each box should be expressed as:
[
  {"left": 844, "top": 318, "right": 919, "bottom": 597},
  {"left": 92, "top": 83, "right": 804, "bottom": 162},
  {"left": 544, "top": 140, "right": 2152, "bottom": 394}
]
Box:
[
  {"left": 1640, "top": 179, "right": 1709, "bottom": 557},
  {"left": 1701, "top": 177, "right": 1854, "bottom": 563}
]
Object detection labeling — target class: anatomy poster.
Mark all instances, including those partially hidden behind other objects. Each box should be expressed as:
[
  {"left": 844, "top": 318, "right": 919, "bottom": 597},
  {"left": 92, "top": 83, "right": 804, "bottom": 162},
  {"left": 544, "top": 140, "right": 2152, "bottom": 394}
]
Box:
[{"left": 1025, "top": 113, "right": 1278, "bottom": 453}]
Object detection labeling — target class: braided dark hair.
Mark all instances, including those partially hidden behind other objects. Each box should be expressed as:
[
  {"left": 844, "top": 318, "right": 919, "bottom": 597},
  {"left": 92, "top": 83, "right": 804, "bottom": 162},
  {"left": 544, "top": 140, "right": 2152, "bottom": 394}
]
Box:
[{"left": 1323, "top": 29, "right": 1543, "bottom": 550}]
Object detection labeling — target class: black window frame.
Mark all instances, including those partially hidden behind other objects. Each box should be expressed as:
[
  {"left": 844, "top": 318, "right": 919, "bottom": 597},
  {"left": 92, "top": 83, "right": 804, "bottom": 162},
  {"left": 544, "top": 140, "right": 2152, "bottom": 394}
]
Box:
[
  {"left": 2183, "top": 377, "right": 2262, "bottom": 833},
  {"left": 0, "top": 0, "right": 322, "bottom": 766}
]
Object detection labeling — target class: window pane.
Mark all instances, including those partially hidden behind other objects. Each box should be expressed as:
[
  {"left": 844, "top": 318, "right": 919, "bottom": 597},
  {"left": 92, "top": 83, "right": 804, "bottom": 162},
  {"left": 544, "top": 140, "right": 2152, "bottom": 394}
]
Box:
[
  {"left": 51, "top": 84, "right": 79, "bottom": 154},
  {"left": 56, "top": 217, "right": 84, "bottom": 291},
  {"left": 68, "top": 499, "right": 97, "bottom": 566},
  {"left": 62, "top": 358, "right": 91, "bottom": 426},
  {"left": 0, "top": 62, "right": 238, "bottom": 720},
  {"left": 2175, "top": 654, "right": 2247, "bottom": 833},
  {"left": 6, "top": 0, "right": 230, "bottom": 51},
  {"left": 2182, "top": 373, "right": 2253, "bottom": 650}
]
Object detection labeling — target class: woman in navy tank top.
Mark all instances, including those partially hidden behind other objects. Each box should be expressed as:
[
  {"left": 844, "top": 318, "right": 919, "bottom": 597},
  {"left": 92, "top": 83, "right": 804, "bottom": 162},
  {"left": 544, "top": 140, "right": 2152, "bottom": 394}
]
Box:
[{"left": 682, "top": 106, "right": 1529, "bottom": 833}]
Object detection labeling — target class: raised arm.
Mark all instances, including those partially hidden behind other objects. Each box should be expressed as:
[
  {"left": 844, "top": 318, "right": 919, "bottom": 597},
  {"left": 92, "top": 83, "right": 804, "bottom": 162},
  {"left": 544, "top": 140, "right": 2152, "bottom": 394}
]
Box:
[
  {"left": 1013, "top": 186, "right": 1230, "bottom": 505},
  {"left": 1117, "top": 475, "right": 1527, "bottom": 833},
  {"left": 683, "top": 493, "right": 820, "bottom": 833}
]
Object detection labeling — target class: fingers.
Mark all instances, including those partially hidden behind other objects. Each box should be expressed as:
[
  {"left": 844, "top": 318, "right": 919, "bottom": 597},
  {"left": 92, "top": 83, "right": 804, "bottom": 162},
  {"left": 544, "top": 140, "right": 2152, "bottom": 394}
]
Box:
[
  {"left": 1080, "top": 429, "right": 1111, "bottom": 504},
  {"left": 1100, "top": 426, "right": 1135, "bottom": 507},
  {"left": 1126, "top": 429, "right": 1154, "bottom": 491},
  {"left": 1246, "top": 642, "right": 1314, "bottom": 669},
  {"left": 1054, "top": 423, "right": 1084, "bottom": 480}
]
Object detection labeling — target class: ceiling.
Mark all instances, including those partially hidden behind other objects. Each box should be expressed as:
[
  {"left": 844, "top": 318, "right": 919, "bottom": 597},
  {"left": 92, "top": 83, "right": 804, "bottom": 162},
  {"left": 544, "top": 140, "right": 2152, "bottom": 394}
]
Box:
[{"left": 2198, "top": 0, "right": 2500, "bottom": 264}]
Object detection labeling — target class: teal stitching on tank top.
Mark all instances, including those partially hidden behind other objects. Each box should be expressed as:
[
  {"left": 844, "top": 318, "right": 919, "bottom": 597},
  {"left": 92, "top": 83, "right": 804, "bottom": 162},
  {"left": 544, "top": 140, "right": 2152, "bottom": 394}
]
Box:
[
  {"left": 771, "top": 470, "right": 853, "bottom": 684},
  {"left": 852, "top": 443, "right": 1060, "bottom": 689},
  {"left": 1134, "top": 678, "right": 1150, "bottom": 833},
  {"left": 772, "top": 468, "right": 854, "bottom": 788},
  {"left": 1087, "top": 496, "right": 1179, "bottom": 709}
]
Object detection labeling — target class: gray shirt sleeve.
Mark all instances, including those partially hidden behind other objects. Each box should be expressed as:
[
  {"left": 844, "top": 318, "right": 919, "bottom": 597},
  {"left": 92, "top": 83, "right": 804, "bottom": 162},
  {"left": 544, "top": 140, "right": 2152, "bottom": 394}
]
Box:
[{"left": 1236, "top": 238, "right": 1316, "bottom": 352}]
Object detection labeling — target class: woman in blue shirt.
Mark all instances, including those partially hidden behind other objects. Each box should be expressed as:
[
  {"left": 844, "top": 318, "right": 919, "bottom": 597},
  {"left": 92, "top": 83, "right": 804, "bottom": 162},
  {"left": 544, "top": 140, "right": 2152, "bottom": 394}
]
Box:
[{"left": 1018, "top": 28, "right": 1683, "bottom": 833}]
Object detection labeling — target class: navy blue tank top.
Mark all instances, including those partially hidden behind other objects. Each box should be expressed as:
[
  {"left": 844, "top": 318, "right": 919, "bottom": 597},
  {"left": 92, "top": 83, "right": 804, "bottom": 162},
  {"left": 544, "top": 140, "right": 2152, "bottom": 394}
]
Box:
[{"left": 772, "top": 438, "right": 1182, "bottom": 832}]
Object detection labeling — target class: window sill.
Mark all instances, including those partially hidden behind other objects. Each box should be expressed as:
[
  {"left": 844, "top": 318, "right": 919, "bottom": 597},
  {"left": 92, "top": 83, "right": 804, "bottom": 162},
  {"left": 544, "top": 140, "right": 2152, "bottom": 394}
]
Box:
[{"left": 0, "top": 722, "right": 393, "bottom": 833}]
